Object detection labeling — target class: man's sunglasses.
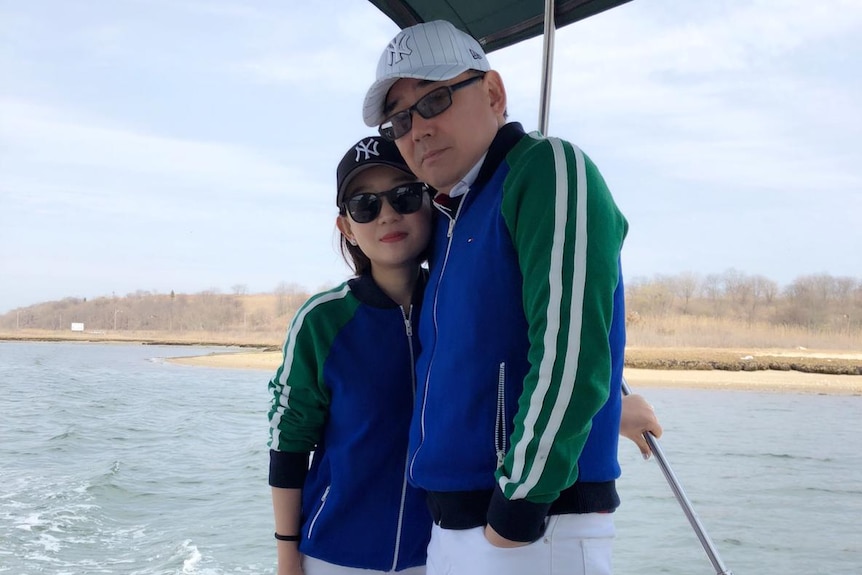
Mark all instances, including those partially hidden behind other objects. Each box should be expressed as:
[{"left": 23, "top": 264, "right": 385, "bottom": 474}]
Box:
[
  {"left": 378, "top": 74, "right": 486, "bottom": 141},
  {"left": 342, "top": 181, "right": 429, "bottom": 224}
]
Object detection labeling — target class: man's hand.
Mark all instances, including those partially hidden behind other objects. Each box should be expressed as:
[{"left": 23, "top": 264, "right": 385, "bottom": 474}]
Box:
[
  {"left": 484, "top": 524, "right": 531, "bottom": 548},
  {"left": 620, "top": 393, "right": 663, "bottom": 458}
]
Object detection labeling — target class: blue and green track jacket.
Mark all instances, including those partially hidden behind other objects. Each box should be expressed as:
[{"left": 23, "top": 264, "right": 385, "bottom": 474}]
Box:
[
  {"left": 268, "top": 272, "right": 431, "bottom": 571},
  {"left": 408, "top": 123, "right": 628, "bottom": 542}
]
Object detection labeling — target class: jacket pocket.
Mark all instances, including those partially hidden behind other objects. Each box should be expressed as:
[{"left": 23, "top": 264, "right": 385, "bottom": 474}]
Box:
[
  {"left": 306, "top": 484, "right": 330, "bottom": 539},
  {"left": 495, "top": 362, "right": 507, "bottom": 469}
]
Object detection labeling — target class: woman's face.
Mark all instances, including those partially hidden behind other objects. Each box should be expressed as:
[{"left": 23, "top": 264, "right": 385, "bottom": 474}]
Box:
[{"left": 337, "top": 165, "right": 432, "bottom": 272}]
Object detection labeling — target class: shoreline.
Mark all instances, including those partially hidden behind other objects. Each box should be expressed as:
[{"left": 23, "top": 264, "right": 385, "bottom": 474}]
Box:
[
  {"left": 167, "top": 349, "right": 862, "bottom": 396},
  {"left": 4, "top": 332, "right": 860, "bottom": 394},
  {"left": 623, "top": 367, "right": 862, "bottom": 395}
]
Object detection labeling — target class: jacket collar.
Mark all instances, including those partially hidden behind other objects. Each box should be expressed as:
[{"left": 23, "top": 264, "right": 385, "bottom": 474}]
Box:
[
  {"left": 472, "top": 122, "right": 527, "bottom": 192},
  {"left": 348, "top": 269, "right": 429, "bottom": 309}
]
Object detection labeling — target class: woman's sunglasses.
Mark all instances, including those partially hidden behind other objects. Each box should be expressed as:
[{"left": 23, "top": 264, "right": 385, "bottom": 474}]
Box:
[
  {"left": 378, "top": 74, "right": 486, "bottom": 141},
  {"left": 343, "top": 182, "right": 429, "bottom": 224}
]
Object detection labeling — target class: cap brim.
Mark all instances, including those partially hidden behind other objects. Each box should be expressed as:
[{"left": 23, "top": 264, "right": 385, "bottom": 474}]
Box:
[{"left": 362, "top": 64, "right": 470, "bottom": 127}]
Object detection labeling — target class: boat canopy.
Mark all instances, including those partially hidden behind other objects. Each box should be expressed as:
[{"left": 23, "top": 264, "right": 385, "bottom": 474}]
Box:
[
  {"left": 367, "top": 0, "right": 634, "bottom": 133},
  {"left": 367, "top": 0, "right": 633, "bottom": 52}
]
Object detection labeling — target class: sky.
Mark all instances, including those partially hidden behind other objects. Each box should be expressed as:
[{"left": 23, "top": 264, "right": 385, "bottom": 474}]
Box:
[{"left": 2, "top": 0, "right": 861, "bottom": 314}]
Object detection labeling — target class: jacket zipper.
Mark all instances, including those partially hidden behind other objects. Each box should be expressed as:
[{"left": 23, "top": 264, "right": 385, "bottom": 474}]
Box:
[
  {"left": 410, "top": 198, "right": 465, "bottom": 480},
  {"left": 446, "top": 215, "right": 456, "bottom": 238},
  {"left": 495, "top": 362, "right": 507, "bottom": 468},
  {"left": 306, "top": 484, "right": 330, "bottom": 539},
  {"left": 391, "top": 306, "right": 416, "bottom": 570}
]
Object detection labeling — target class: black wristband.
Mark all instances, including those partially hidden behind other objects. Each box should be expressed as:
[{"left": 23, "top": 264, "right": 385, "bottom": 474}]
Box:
[{"left": 274, "top": 532, "right": 300, "bottom": 542}]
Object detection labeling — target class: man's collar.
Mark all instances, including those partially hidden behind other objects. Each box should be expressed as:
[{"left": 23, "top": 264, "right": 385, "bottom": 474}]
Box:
[
  {"left": 434, "top": 122, "right": 526, "bottom": 204},
  {"left": 449, "top": 153, "right": 486, "bottom": 198},
  {"left": 473, "top": 122, "right": 526, "bottom": 191}
]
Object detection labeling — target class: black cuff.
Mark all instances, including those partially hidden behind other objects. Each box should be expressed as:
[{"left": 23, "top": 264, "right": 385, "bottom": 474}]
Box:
[
  {"left": 268, "top": 449, "right": 310, "bottom": 488},
  {"left": 486, "top": 484, "right": 551, "bottom": 542}
]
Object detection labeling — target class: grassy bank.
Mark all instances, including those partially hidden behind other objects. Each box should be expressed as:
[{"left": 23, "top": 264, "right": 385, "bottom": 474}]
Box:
[{"left": 2, "top": 329, "right": 860, "bottom": 376}]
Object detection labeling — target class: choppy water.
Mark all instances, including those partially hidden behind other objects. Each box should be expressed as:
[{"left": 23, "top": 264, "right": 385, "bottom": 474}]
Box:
[{"left": 1, "top": 341, "right": 860, "bottom": 574}]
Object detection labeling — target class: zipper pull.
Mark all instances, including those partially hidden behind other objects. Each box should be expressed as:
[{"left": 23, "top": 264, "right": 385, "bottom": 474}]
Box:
[
  {"left": 403, "top": 306, "right": 413, "bottom": 337},
  {"left": 496, "top": 450, "right": 505, "bottom": 469},
  {"left": 447, "top": 216, "right": 456, "bottom": 238}
]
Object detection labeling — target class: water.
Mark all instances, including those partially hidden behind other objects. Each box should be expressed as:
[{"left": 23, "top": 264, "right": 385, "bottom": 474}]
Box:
[
  {"left": 614, "top": 389, "right": 862, "bottom": 574},
  {"left": 1, "top": 342, "right": 860, "bottom": 574}
]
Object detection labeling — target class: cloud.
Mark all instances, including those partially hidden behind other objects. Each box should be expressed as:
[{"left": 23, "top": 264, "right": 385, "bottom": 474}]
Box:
[
  {"left": 1, "top": 0, "right": 860, "bottom": 312},
  {"left": 0, "top": 98, "right": 317, "bottom": 201},
  {"left": 0, "top": 94, "right": 345, "bottom": 312},
  {"left": 501, "top": 0, "right": 862, "bottom": 196},
  {"left": 235, "top": 4, "right": 399, "bottom": 89}
]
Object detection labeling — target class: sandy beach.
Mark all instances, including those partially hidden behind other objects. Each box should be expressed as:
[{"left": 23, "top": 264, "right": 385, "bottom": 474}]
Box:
[{"left": 169, "top": 349, "right": 862, "bottom": 395}]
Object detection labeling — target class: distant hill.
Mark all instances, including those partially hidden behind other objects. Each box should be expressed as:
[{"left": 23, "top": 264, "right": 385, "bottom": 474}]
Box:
[
  {"left": 2, "top": 269, "right": 860, "bottom": 355},
  {"left": 0, "top": 288, "right": 310, "bottom": 337}
]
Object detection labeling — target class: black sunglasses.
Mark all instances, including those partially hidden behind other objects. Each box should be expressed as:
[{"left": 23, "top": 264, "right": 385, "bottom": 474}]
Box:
[
  {"left": 342, "top": 182, "right": 429, "bottom": 224},
  {"left": 378, "top": 74, "right": 486, "bottom": 141}
]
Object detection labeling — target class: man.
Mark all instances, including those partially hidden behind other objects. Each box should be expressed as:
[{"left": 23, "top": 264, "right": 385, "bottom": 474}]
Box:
[{"left": 363, "top": 20, "right": 632, "bottom": 575}]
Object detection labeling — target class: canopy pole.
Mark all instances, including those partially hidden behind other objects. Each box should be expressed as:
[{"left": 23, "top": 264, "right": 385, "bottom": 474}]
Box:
[
  {"left": 622, "top": 379, "right": 734, "bottom": 575},
  {"left": 538, "top": 0, "right": 556, "bottom": 135}
]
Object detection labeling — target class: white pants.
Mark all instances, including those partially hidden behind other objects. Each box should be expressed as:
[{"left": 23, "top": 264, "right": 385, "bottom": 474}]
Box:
[
  {"left": 303, "top": 555, "right": 426, "bottom": 575},
  {"left": 425, "top": 513, "right": 615, "bottom": 575}
]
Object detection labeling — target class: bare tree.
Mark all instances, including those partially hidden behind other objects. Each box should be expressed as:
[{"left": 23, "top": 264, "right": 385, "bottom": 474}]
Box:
[
  {"left": 274, "top": 282, "right": 307, "bottom": 318},
  {"left": 673, "top": 272, "right": 700, "bottom": 315},
  {"left": 702, "top": 273, "right": 725, "bottom": 315}
]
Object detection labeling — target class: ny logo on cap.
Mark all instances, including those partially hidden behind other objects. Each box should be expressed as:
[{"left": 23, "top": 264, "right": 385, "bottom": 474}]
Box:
[
  {"left": 354, "top": 139, "right": 380, "bottom": 162},
  {"left": 387, "top": 34, "right": 412, "bottom": 66}
]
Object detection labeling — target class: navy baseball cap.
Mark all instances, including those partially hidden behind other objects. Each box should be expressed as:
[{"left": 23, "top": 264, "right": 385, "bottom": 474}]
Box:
[{"left": 336, "top": 136, "right": 414, "bottom": 206}]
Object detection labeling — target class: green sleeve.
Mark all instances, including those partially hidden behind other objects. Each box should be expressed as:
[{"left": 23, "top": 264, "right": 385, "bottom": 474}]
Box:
[
  {"left": 496, "top": 136, "right": 628, "bottom": 502},
  {"left": 267, "top": 284, "right": 357, "bottom": 453}
]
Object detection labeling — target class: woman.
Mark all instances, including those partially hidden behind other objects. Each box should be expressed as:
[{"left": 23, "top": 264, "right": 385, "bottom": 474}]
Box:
[
  {"left": 268, "top": 136, "right": 433, "bottom": 575},
  {"left": 267, "top": 136, "right": 662, "bottom": 575}
]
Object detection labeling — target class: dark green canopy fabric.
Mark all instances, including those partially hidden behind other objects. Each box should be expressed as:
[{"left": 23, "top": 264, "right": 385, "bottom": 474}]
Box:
[{"left": 367, "top": 0, "right": 633, "bottom": 52}]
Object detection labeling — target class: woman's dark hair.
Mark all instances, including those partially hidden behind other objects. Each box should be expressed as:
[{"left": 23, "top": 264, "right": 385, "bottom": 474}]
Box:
[{"left": 337, "top": 207, "right": 372, "bottom": 276}]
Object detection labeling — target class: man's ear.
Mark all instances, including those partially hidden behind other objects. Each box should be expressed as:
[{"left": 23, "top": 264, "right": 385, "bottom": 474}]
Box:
[
  {"left": 335, "top": 215, "right": 355, "bottom": 245},
  {"left": 484, "top": 70, "right": 507, "bottom": 118}
]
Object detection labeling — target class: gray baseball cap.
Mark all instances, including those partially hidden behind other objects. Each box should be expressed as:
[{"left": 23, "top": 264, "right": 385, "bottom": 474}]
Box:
[{"left": 363, "top": 20, "right": 490, "bottom": 127}]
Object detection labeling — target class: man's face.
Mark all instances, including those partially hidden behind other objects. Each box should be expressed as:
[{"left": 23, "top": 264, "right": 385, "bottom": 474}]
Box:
[{"left": 383, "top": 71, "right": 505, "bottom": 195}]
